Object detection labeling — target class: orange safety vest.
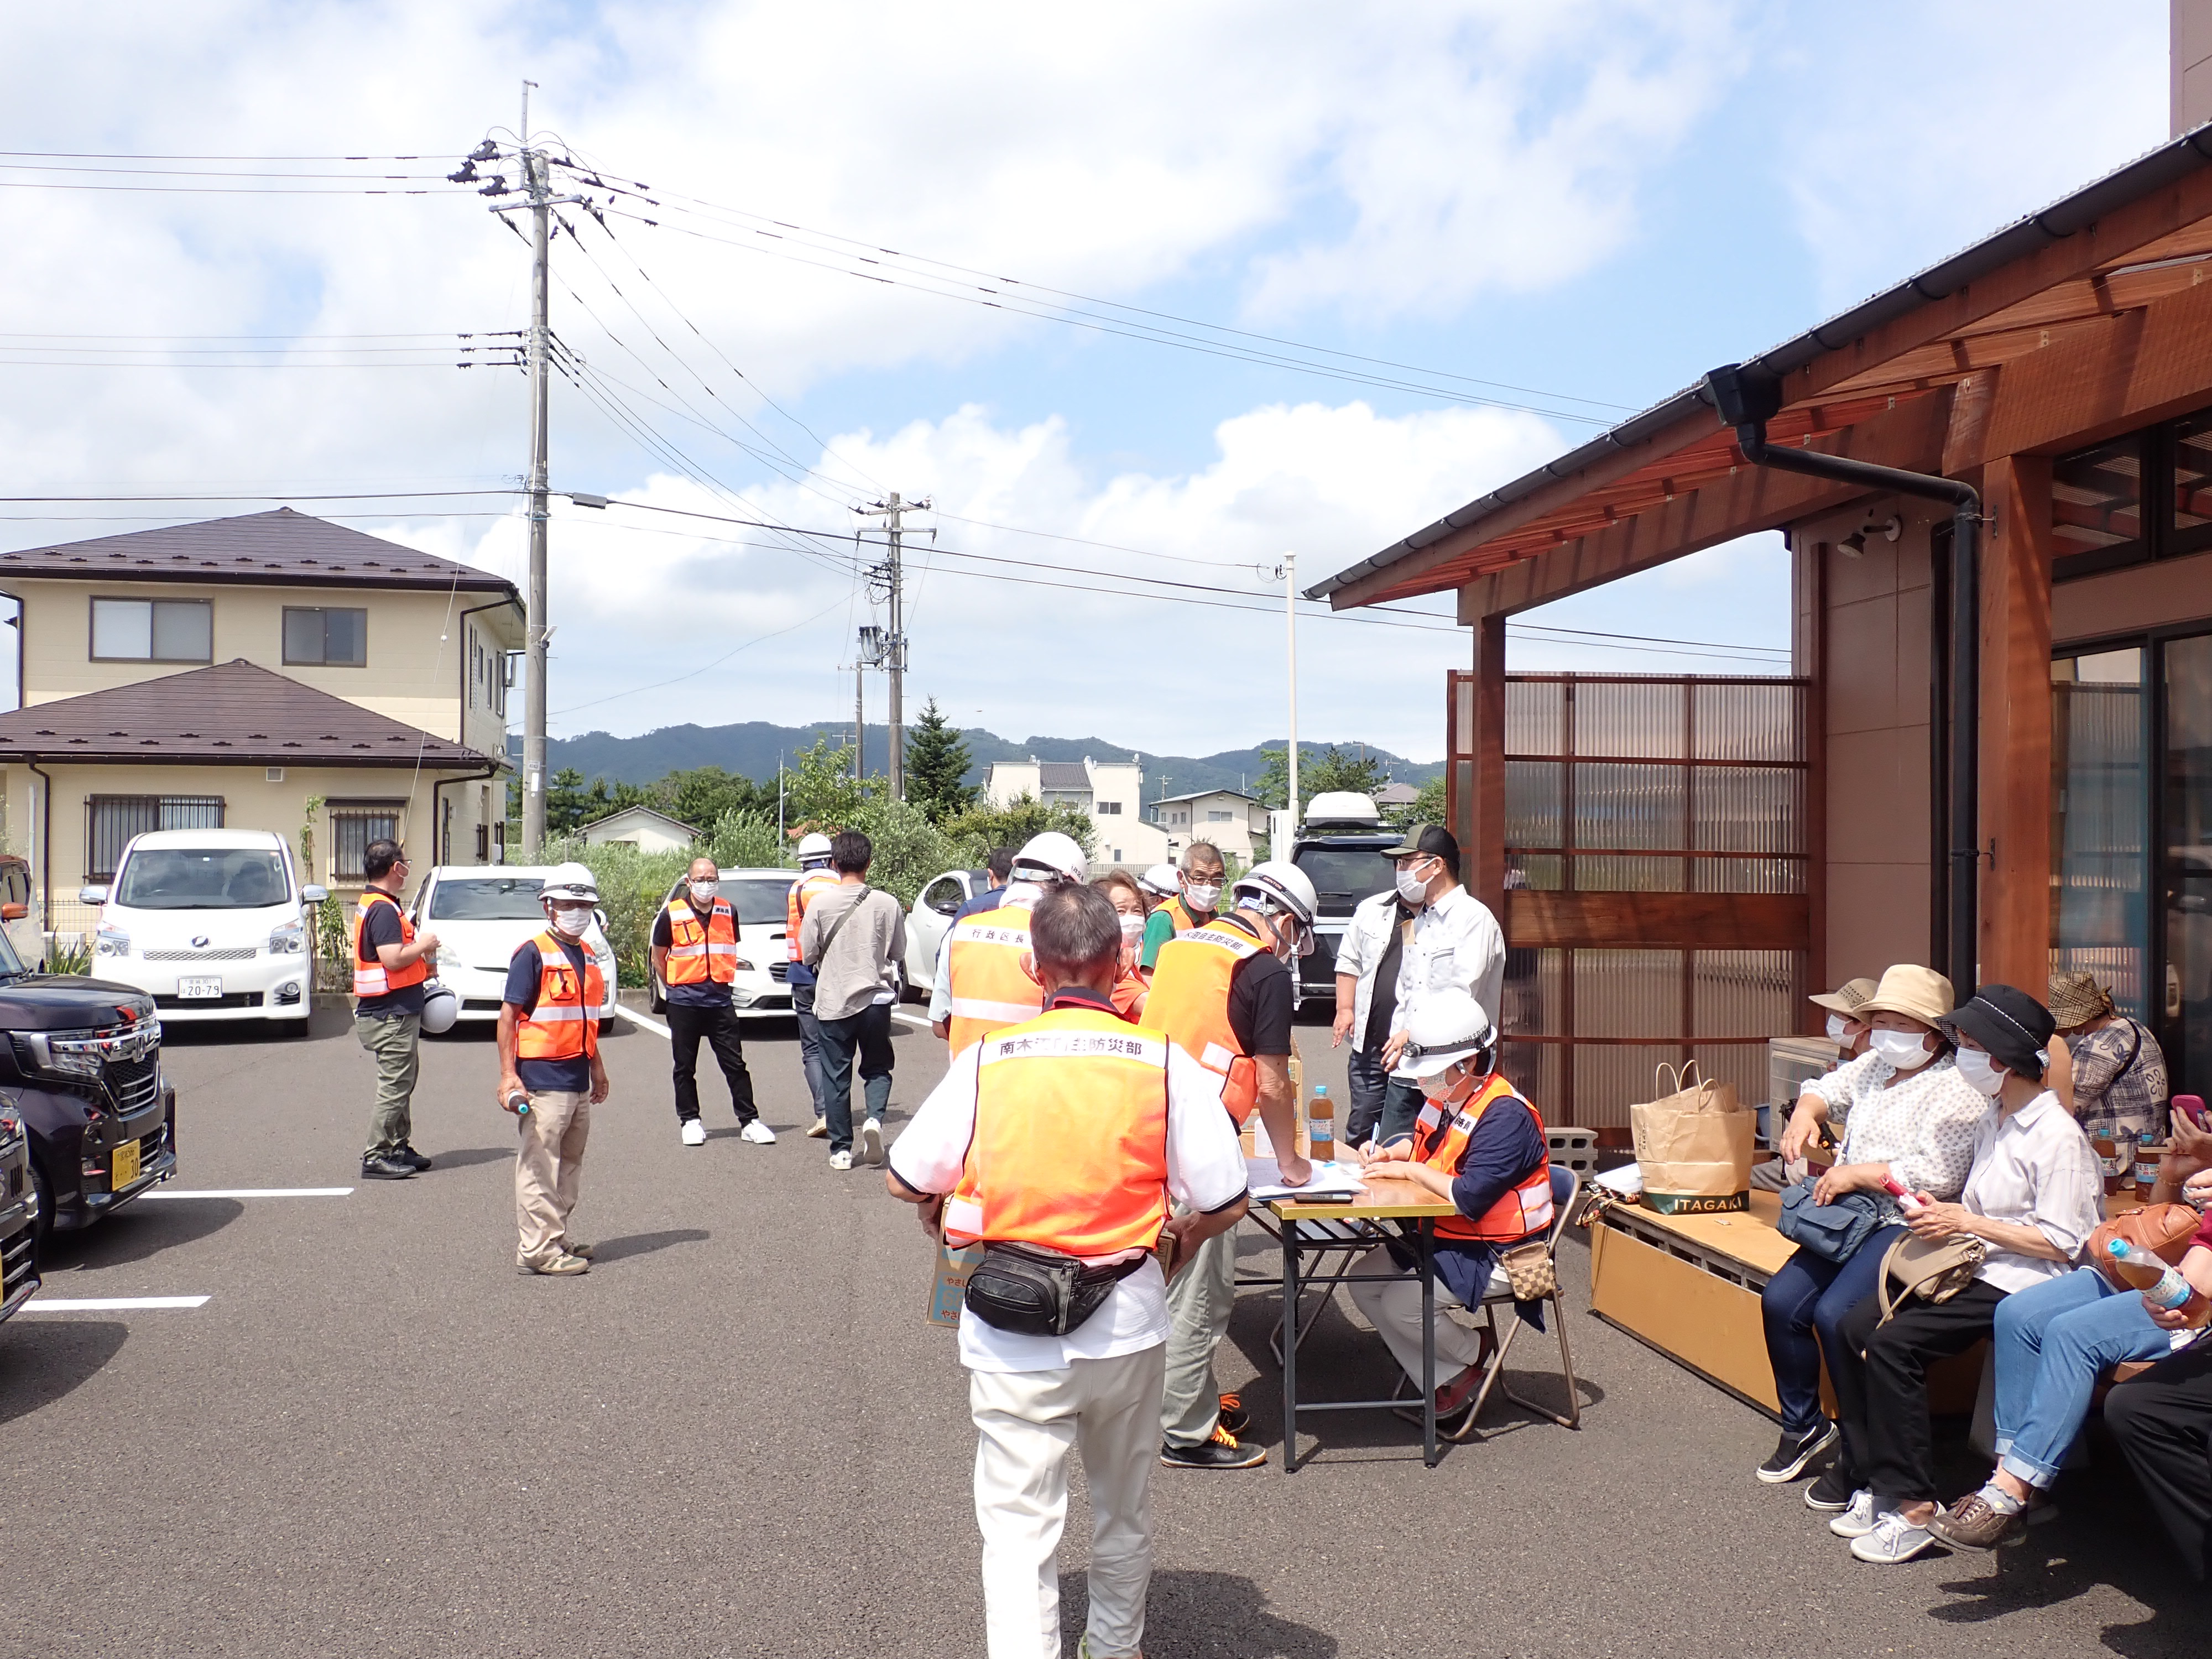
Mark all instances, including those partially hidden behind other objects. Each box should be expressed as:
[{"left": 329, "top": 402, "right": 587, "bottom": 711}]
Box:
[
  {"left": 785, "top": 868, "right": 839, "bottom": 963},
  {"left": 942, "top": 1004, "right": 1171, "bottom": 1255},
  {"left": 1153, "top": 894, "right": 1204, "bottom": 933},
  {"left": 943, "top": 903, "right": 1044, "bottom": 1058},
  {"left": 663, "top": 895, "right": 739, "bottom": 986},
  {"left": 1412, "top": 1073, "right": 1554, "bottom": 1244},
  {"left": 352, "top": 889, "right": 428, "bottom": 999},
  {"left": 515, "top": 931, "right": 603, "bottom": 1062},
  {"left": 1139, "top": 911, "right": 1277, "bottom": 1125}
]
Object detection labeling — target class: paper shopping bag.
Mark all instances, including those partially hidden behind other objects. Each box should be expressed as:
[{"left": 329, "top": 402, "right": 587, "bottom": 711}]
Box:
[{"left": 1630, "top": 1062, "right": 1755, "bottom": 1215}]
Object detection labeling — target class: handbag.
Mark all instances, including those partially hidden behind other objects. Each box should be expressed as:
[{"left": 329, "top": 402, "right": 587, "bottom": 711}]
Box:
[
  {"left": 1499, "top": 1238, "right": 1557, "bottom": 1300},
  {"left": 1776, "top": 1181, "right": 1886, "bottom": 1264},
  {"left": 964, "top": 1241, "right": 1148, "bottom": 1337},
  {"left": 2085, "top": 1202, "right": 2200, "bottom": 1286},
  {"left": 1876, "top": 1230, "right": 1989, "bottom": 1323}
]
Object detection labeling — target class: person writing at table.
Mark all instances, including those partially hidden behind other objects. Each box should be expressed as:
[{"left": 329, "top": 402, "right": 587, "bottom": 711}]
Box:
[{"left": 1349, "top": 988, "right": 1553, "bottom": 1433}]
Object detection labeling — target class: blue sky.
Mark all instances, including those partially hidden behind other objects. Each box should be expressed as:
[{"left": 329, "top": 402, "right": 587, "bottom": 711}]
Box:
[{"left": 0, "top": 2, "right": 2171, "bottom": 760}]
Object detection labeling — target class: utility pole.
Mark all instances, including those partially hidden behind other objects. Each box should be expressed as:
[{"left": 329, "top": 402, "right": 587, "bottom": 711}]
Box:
[
  {"left": 855, "top": 494, "right": 931, "bottom": 801},
  {"left": 1282, "top": 552, "right": 1300, "bottom": 832}
]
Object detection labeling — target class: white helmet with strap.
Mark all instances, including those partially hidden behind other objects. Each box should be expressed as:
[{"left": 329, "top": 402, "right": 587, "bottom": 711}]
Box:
[
  {"left": 1401, "top": 988, "right": 1496, "bottom": 1078},
  {"left": 796, "top": 831, "right": 834, "bottom": 870},
  {"left": 1231, "top": 859, "right": 1318, "bottom": 955},
  {"left": 1138, "top": 863, "right": 1177, "bottom": 899},
  {"left": 1011, "top": 831, "right": 1087, "bottom": 887},
  {"left": 539, "top": 861, "right": 600, "bottom": 905}
]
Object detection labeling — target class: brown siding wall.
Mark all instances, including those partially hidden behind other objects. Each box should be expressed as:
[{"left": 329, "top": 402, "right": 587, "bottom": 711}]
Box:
[{"left": 2053, "top": 543, "right": 2212, "bottom": 647}]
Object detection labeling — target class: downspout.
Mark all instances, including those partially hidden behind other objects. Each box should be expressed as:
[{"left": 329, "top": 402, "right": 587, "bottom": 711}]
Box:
[
  {"left": 26, "top": 757, "right": 53, "bottom": 923},
  {"left": 431, "top": 763, "right": 503, "bottom": 868},
  {"left": 1702, "top": 364, "right": 1983, "bottom": 994}
]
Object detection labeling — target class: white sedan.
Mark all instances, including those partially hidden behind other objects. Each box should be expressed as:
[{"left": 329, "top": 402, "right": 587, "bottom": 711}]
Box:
[
  {"left": 409, "top": 867, "right": 618, "bottom": 1025},
  {"left": 902, "top": 867, "right": 994, "bottom": 997}
]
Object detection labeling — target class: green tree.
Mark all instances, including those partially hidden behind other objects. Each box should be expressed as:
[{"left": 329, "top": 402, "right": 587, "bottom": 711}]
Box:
[
  {"left": 546, "top": 767, "right": 594, "bottom": 833},
  {"left": 655, "top": 765, "right": 771, "bottom": 830},
  {"left": 1407, "top": 774, "right": 1447, "bottom": 828},
  {"left": 904, "top": 698, "right": 977, "bottom": 823},
  {"left": 785, "top": 735, "right": 870, "bottom": 833},
  {"left": 703, "top": 808, "right": 787, "bottom": 873},
  {"left": 940, "top": 791, "right": 1094, "bottom": 860},
  {"left": 1253, "top": 742, "right": 1385, "bottom": 810}
]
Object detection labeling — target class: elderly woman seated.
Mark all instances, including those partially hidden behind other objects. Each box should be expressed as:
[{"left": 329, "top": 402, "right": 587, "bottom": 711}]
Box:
[
  {"left": 1823, "top": 985, "right": 2104, "bottom": 1564},
  {"left": 1349, "top": 988, "right": 1552, "bottom": 1432},
  {"left": 1755, "top": 966, "right": 1990, "bottom": 1493},
  {"left": 2047, "top": 969, "right": 2168, "bottom": 1146}
]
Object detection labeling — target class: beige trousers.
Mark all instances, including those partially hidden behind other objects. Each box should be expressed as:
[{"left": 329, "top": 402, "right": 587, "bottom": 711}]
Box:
[
  {"left": 1347, "top": 1245, "right": 1490, "bottom": 1387},
  {"left": 969, "top": 1344, "right": 1167, "bottom": 1659},
  {"left": 515, "top": 1089, "right": 589, "bottom": 1267}
]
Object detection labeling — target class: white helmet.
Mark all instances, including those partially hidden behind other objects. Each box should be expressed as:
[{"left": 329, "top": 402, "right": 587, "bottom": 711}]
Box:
[
  {"left": 796, "top": 831, "right": 834, "bottom": 869},
  {"left": 1232, "top": 859, "right": 1318, "bottom": 930},
  {"left": 1011, "top": 831, "right": 1087, "bottom": 887},
  {"left": 419, "top": 982, "right": 460, "bottom": 1035},
  {"left": 540, "top": 861, "right": 599, "bottom": 905},
  {"left": 1401, "top": 988, "right": 1495, "bottom": 1079},
  {"left": 1138, "top": 863, "right": 1177, "bottom": 900}
]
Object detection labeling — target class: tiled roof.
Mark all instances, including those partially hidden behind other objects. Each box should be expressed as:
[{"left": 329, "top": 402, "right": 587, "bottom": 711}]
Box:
[
  {"left": 0, "top": 508, "right": 517, "bottom": 594},
  {"left": 0, "top": 659, "right": 499, "bottom": 769},
  {"left": 1037, "top": 761, "right": 1091, "bottom": 790}
]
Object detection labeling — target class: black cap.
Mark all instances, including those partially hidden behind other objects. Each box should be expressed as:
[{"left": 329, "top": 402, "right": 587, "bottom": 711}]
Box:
[
  {"left": 1939, "top": 984, "right": 2056, "bottom": 1079},
  {"left": 1382, "top": 822, "right": 1460, "bottom": 864}
]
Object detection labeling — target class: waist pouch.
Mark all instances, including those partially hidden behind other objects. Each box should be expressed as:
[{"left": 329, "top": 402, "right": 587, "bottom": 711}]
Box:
[
  {"left": 965, "top": 1241, "right": 1149, "bottom": 1337},
  {"left": 1776, "top": 1181, "right": 1886, "bottom": 1264}
]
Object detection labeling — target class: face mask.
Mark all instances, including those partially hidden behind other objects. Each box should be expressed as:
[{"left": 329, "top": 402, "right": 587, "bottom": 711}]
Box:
[
  {"left": 1869, "top": 1028, "right": 1932, "bottom": 1071},
  {"left": 1825, "top": 1013, "right": 1851, "bottom": 1042},
  {"left": 688, "top": 880, "right": 718, "bottom": 903},
  {"left": 1183, "top": 881, "right": 1220, "bottom": 912},
  {"left": 1420, "top": 1063, "right": 1475, "bottom": 1103},
  {"left": 1118, "top": 912, "right": 1145, "bottom": 946},
  {"left": 1954, "top": 1047, "right": 2007, "bottom": 1097},
  {"left": 550, "top": 906, "right": 591, "bottom": 940},
  {"left": 1395, "top": 864, "right": 1431, "bottom": 905}
]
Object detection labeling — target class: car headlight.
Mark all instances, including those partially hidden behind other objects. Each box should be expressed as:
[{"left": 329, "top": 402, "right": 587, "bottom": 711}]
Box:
[
  {"left": 93, "top": 925, "right": 131, "bottom": 958},
  {"left": 268, "top": 919, "right": 307, "bottom": 955},
  {"left": 733, "top": 957, "right": 754, "bottom": 973},
  {"left": 19, "top": 1034, "right": 102, "bottom": 1079},
  {"left": 0, "top": 1104, "right": 20, "bottom": 1139}
]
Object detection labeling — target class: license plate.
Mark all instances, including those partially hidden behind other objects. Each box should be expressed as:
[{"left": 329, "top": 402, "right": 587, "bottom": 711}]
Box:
[
  {"left": 178, "top": 977, "right": 222, "bottom": 1000},
  {"left": 111, "top": 1136, "right": 141, "bottom": 1189}
]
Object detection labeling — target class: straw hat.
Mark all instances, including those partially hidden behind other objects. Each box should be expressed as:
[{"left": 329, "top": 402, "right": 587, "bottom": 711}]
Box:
[
  {"left": 1855, "top": 964, "right": 1955, "bottom": 1028},
  {"left": 2047, "top": 970, "right": 2114, "bottom": 1031},
  {"left": 1808, "top": 976, "right": 1879, "bottom": 1018}
]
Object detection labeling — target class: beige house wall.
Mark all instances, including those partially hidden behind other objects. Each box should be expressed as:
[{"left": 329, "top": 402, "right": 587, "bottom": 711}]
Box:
[{"left": 6, "top": 577, "right": 521, "bottom": 757}]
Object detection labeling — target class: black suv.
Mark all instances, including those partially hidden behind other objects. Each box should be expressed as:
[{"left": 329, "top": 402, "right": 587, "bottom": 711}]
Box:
[
  {"left": 1290, "top": 811, "right": 1401, "bottom": 1005},
  {"left": 0, "top": 925, "right": 177, "bottom": 1250}
]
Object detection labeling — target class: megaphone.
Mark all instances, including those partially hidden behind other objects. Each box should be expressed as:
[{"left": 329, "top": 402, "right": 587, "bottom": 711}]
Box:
[{"left": 420, "top": 982, "right": 460, "bottom": 1036}]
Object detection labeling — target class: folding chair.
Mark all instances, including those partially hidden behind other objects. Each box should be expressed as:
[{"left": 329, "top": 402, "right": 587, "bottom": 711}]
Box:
[{"left": 1441, "top": 1163, "right": 1583, "bottom": 1441}]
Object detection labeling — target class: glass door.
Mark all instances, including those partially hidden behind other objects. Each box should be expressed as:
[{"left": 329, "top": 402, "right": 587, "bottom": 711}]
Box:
[
  {"left": 2051, "top": 649, "right": 2150, "bottom": 1018},
  {"left": 2165, "top": 636, "right": 2212, "bottom": 1091}
]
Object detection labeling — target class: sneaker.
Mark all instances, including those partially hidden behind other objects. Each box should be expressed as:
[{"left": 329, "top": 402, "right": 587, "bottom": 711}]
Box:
[
  {"left": 1828, "top": 1489, "right": 1880, "bottom": 1538},
  {"left": 1391, "top": 1362, "right": 1485, "bottom": 1428},
  {"left": 517, "top": 1253, "right": 589, "bottom": 1276},
  {"left": 860, "top": 1117, "right": 884, "bottom": 1166},
  {"left": 680, "top": 1118, "right": 707, "bottom": 1147},
  {"left": 807, "top": 1115, "right": 829, "bottom": 1139},
  {"left": 828, "top": 1150, "right": 854, "bottom": 1171},
  {"left": 1160, "top": 1425, "right": 1267, "bottom": 1469},
  {"left": 1756, "top": 1422, "right": 1839, "bottom": 1485},
  {"left": 1804, "top": 1467, "right": 1857, "bottom": 1512},
  {"left": 361, "top": 1152, "right": 415, "bottom": 1181},
  {"left": 1850, "top": 1508, "right": 1940, "bottom": 1564},
  {"left": 561, "top": 1241, "right": 596, "bottom": 1261},
  {"left": 395, "top": 1142, "right": 434, "bottom": 1172},
  {"left": 739, "top": 1118, "right": 778, "bottom": 1145},
  {"left": 1927, "top": 1493, "right": 2020, "bottom": 1552},
  {"left": 1217, "top": 1391, "right": 1250, "bottom": 1437}
]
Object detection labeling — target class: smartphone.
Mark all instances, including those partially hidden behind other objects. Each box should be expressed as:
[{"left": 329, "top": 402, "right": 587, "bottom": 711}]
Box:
[{"left": 2176, "top": 1094, "right": 2208, "bottom": 1130}]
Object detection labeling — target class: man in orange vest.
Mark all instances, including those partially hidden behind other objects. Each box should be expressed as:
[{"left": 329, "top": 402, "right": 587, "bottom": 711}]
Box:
[
  {"left": 1351, "top": 987, "right": 1553, "bottom": 1431},
  {"left": 352, "top": 837, "right": 440, "bottom": 1182},
  {"left": 885, "top": 883, "right": 1248, "bottom": 1659},
  {"left": 1143, "top": 859, "right": 1317, "bottom": 1470},
  {"left": 1136, "top": 840, "right": 1225, "bottom": 975},
  {"left": 651, "top": 856, "right": 770, "bottom": 1149},
  {"left": 785, "top": 832, "right": 841, "bottom": 1139},
  {"left": 497, "top": 863, "right": 611, "bottom": 1276}
]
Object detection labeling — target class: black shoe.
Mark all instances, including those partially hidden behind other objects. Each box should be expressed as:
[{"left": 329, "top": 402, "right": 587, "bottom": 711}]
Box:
[
  {"left": 1217, "top": 1391, "right": 1250, "bottom": 1437},
  {"left": 1803, "top": 1463, "right": 1857, "bottom": 1512},
  {"left": 1756, "top": 1422, "right": 1838, "bottom": 1484},
  {"left": 395, "top": 1142, "right": 433, "bottom": 1172},
  {"left": 360, "top": 1152, "right": 416, "bottom": 1181},
  {"left": 1160, "top": 1426, "right": 1267, "bottom": 1470}
]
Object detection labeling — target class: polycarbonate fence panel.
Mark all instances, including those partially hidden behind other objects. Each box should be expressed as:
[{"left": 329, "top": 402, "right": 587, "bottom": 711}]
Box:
[
  {"left": 1510, "top": 854, "right": 1564, "bottom": 891},
  {"left": 1505, "top": 677, "right": 1562, "bottom": 757},
  {"left": 1692, "top": 1045, "right": 1770, "bottom": 1118},
  {"left": 1505, "top": 760, "right": 1562, "bottom": 847},
  {"left": 1695, "top": 681, "right": 1806, "bottom": 763},
  {"left": 1692, "top": 950, "right": 1797, "bottom": 1038},
  {"left": 1572, "top": 949, "right": 1682, "bottom": 1037},
  {"left": 1574, "top": 854, "right": 1684, "bottom": 892},
  {"left": 1572, "top": 762, "right": 1686, "bottom": 850},
  {"left": 1501, "top": 947, "right": 1565, "bottom": 1037},
  {"left": 1692, "top": 765, "right": 1803, "bottom": 856},
  {"left": 1692, "top": 857, "right": 1803, "bottom": 894},
  {"left": 1575, "top": 680, "right": 1685, "bottom": 759},
  {"left": 1499, "top": 1039, "right": 1555, "bottom": 1115},
  {"left": 1574, "top": 1044, "right": 1684, "bottom": 1129}
]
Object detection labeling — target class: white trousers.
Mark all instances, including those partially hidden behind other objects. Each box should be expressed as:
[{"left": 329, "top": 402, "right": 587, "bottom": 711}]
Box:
[
  {"left": 969, "top": 1343, "right": 1167, "bottom": 1659},
  {"left": 1345, "top": 1246, "right": 1488, "bottom": 1387}
]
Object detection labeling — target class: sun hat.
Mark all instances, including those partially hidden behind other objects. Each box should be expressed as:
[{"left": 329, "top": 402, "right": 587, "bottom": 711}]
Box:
[
  {"left": 1940, "top": 984, "right": 2056, "bottom": 1080},
  {"left": 1855, "top": 964, "right": 1955, "bottom": 1028},
  {"left": 1399, "top": 988, "right": 1495, "bottom": 1079},
  {"left": 1808, "top": 976, "right": 1879, "bottom": 1018},
  {"left": 2047, "top": 970, "right": 2114, "bottom": 1031}
]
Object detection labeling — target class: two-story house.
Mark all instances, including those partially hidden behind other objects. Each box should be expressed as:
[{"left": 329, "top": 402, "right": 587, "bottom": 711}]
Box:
[
  {"left": 1147, "top": 787, "right": 1266, "bottom": 863},
  {"left": 0, "top": 509, "right": 520, "bottom": 925},
  {"left": 982, "top": 754, "right": 1171, "bottom": 871}
]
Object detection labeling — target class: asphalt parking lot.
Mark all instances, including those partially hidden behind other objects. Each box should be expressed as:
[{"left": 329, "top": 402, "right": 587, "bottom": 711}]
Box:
[{"left": 2, "top": 1000, "right": 2206, "bottom": 1657}]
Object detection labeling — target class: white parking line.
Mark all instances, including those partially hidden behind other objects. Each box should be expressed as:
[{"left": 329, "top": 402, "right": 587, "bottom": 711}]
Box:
[
  {"left": 22, "top": 1296, "right": 210, "bottom": 1312},
  {"left": 612, "top": 1003, "right": 670, "bottom": 1039},
  {"left": 145, "top": 1188, "right": 353, "bottom": 1199},
  {"left": 890, "top": 1010, "right": 935, "bottom": 1030}
]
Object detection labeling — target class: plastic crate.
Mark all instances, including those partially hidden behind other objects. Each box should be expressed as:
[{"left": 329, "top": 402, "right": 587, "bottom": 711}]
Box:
[{"left": 1547, "top": 1126, "right": 1601, "bottom": 1173}]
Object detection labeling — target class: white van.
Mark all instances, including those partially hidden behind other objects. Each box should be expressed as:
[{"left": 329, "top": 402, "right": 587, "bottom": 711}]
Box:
[{"left": 80, "top": 828, "right": 325, "bottom": 1029}]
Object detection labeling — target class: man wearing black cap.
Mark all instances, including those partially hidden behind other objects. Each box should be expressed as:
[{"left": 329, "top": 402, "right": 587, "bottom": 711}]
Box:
[{"left": 1378, "top": 823, "right": 1504, "bottom": 1145}]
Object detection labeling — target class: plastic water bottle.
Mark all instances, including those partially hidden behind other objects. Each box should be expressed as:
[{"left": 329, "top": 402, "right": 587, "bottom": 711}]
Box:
[
  {"left": 1307, "top": 1084, "right": 1334, "bottom": 1163},
  {"left": 2107, "top": 1238, "right": 2210, "bottom": 1323},
  {"left": 505, "top": 1089, "right": 532, "bottom": 1118},
  {"left": 2136, "top": 1130, "right": 2162, "bottom": 1203}
]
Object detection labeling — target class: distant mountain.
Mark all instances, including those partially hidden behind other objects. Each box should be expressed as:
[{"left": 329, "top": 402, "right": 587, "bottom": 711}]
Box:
[{"left": 527, "top": 721, "right": 1443, "bottom": 805}]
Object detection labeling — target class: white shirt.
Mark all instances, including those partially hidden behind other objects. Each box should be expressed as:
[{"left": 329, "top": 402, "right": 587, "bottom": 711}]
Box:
[
  {"left": 1388, "top": 885, "right": 1504, "bottom": 1077},
  {"left": 888, "top": 1018, "right": 1248, "bottom": 1374},
  {"left": 1807, "top": 1050, "right": 1991, "bottom": 1213},
  {"left": 1958, "top": 1089, "right": 2104, "bottom": 1295},
  {"left": 1332, "top": 890, "right": 1410, "bottom": 1046}
]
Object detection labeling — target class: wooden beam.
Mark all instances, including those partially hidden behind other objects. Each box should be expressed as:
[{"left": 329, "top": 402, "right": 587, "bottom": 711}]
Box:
[
  {"left": 1976, "top": 454, "right": 2055, "bottom": 991},
  {"left": 1458, "top": 390, "right": 1953, "bottom": 620},
  {"left": 1470, "top": 615, "right": 1505, "bottom": 916},
  {"left": 1505, "top": 891, "right": 1809, "bottom": 950}
]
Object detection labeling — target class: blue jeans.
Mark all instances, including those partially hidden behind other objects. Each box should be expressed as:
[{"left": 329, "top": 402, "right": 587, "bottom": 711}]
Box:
[
  {"left": 790, "top": 978, "right": 827, "bottom": 1119},
  {"left": 1760, "top": 1225, "right": 1906, "bottom": 1437},
  {"left": 1993, "top": 1266, "right": 2173, "bottom": 1488},
  {"left": 817, "top": 1003, "right": 893, "bottom": 1154},
  {"left": 1376, "top": 1074, "right": 1431, "bottom": 1145}
]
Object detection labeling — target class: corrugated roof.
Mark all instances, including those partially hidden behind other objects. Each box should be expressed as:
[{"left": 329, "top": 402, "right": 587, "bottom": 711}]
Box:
[
  {"left": 0, "top": 659, "right": 499, "bottom": 768},
  {"left": 0, "top": 508, "right": 517, "bottom": 594},
  {"left": 1037, "top": 761, "right": 1091, "bottom": 790}
]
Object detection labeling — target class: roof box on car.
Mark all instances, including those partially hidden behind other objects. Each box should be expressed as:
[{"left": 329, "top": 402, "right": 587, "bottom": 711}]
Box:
[{"left": 1301, "top": 791, "right": 1382, "bottom": 830}]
